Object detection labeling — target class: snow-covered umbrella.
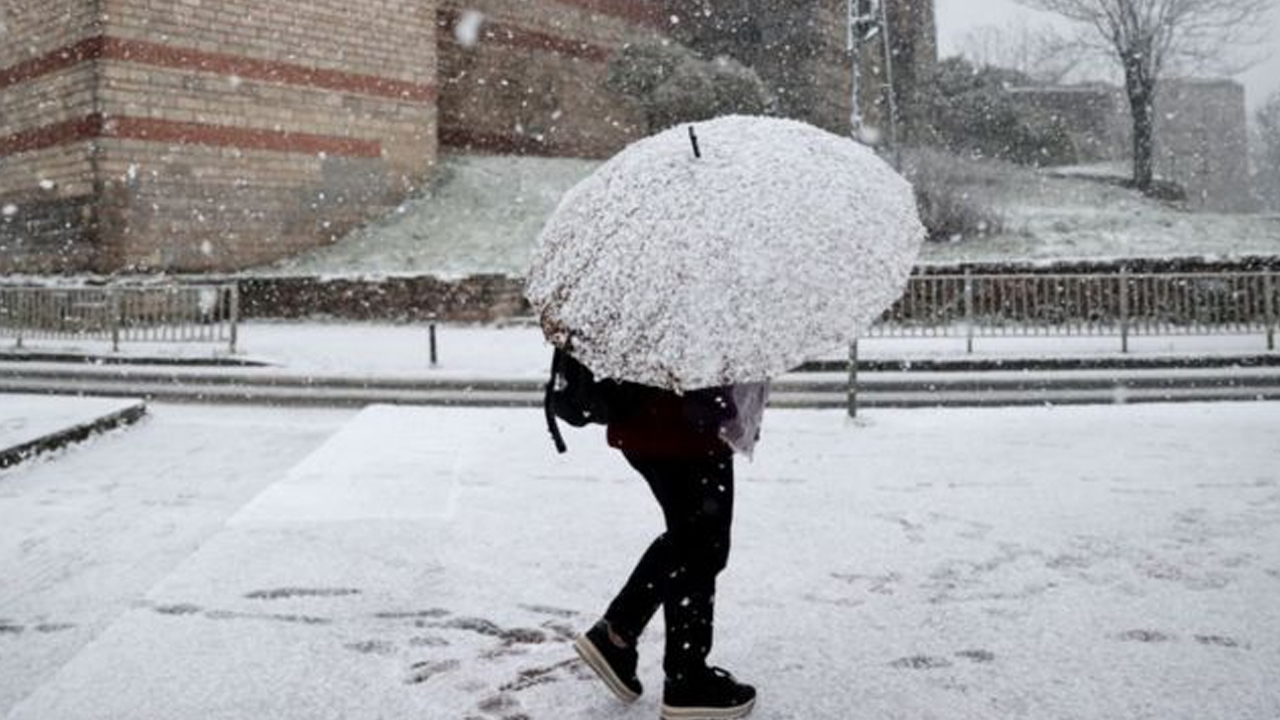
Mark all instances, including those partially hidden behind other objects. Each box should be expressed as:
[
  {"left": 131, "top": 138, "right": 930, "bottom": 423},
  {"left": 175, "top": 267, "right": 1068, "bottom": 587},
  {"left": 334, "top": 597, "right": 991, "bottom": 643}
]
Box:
[{"left": 525, "top": 114, "right": 925, "bottom": 391}]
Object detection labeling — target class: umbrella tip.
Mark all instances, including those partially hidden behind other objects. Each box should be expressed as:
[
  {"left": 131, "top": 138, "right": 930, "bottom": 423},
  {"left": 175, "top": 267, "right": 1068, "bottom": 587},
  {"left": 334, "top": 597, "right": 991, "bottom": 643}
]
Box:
[{"left": 688, "top": 126, "right": 701, "bottom": 159}]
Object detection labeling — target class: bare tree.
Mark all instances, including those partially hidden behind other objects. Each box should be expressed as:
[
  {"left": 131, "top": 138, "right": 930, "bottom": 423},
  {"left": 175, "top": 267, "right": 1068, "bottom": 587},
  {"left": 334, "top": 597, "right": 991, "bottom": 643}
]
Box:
[{"left": 1016, "top": 0, "right": 1273, "bottom": 193}]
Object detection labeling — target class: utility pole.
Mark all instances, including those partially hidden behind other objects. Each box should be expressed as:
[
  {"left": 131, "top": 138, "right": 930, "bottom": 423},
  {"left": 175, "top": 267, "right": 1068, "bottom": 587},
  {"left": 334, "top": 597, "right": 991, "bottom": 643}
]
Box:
[
  {"left": 847, "top": 0, "right": 878, "bottom": 139},
  {"left": 846, "top": 0, "right": 901, "bottom": 166}
]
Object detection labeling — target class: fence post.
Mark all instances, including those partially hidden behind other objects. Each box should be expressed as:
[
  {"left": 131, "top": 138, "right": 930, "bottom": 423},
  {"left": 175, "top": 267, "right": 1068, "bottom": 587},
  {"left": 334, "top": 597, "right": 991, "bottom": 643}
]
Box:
[
  {"left": 847, "top": 339, "right": 859, "bottom": 418},
  {"left": 1118, "top": 267, "right": 1130, "bottom": 354},
  {"left": 109, "top": 289, "right": 122, "bottom": 353},
  {"left": 963, "top": 269, "right": 974, "bottom": 354},
  {"left": 1266, "top": 270, "right": 1276, "bottom": 352},
  {"left": 428, "top": 322, "right": 438, "bottom": 367},
  {"left": 13, "top": 291, "right": 23, "bottom": 349},
  {"left": 228, "top": 284, "right": 240, "bottom": 354}
]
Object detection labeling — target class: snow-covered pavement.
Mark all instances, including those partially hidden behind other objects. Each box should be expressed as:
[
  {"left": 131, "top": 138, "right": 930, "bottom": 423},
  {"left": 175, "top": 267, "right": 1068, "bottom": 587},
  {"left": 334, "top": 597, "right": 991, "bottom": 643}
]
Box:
[
  {"left": 2, "top": 402, "right": 1279, "bottom": 719},
  {"left": 0, "top": 405, "right": 352, "bottom": 714},
  {"left": 0, "top": 395, "right": 146, "bottom": 468}
]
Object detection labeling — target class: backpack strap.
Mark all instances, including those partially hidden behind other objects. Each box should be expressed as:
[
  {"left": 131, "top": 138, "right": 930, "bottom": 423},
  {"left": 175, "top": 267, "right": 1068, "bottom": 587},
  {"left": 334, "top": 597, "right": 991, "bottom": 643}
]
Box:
[{"left": 544, "top": 350, "right": 568, "bottom": 454}]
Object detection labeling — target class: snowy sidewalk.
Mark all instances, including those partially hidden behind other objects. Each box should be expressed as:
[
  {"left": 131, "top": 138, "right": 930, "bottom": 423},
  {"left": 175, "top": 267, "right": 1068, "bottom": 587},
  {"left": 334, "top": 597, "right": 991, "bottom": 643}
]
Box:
[
  {"left": 3, "top": 402, "right": 1278, "bottom": 719},
  {"left": 0, "top": 394, "right": 146, "bottom": 469}
]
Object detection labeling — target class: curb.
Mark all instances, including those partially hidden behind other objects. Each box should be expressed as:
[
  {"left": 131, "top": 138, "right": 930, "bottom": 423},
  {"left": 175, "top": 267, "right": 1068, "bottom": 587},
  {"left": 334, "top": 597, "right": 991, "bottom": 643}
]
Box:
[
  {"left": 0, "top": 352, "right": 269, "bottom": 368},
  {"left": 0, "top": 402, "right": 149, "bottom": 470},
  {"left": 798, "top": 353, "right": 1280, "bottom": 373},
  {"left": 3, "top": 368, "right": 1279, "bottom": 409}
]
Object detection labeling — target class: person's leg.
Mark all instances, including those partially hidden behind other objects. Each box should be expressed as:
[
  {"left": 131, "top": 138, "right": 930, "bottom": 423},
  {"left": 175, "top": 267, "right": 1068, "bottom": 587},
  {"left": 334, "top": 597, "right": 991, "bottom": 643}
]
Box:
[
  {"left": 605, "top": 450, "right": 734, "bottom": 679},
  {"left": 655, "top": 450, "right": 734, "bottom": 681},
  {"left": 602, "top": 531, "right": 670, "bottom": 645},
  {"left": 577, "top": 454, "right": 690, "bottom": 703}
]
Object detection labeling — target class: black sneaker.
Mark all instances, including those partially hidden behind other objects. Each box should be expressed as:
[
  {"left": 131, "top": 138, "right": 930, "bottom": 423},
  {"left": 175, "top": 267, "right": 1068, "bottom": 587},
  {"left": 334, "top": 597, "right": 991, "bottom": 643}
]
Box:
[
  {"left": 573, "top": 620, "right": 642, "bottom": 703},
  {"left": 661, "top": 666, "right": 756, "bottom": 720}
]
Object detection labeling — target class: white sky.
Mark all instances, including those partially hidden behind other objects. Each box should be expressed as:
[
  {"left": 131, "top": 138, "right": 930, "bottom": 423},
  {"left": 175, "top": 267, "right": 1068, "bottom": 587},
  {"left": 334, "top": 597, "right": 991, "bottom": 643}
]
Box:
[{"left": 934, "top": 0, "right": 1280, "bottom": 113}]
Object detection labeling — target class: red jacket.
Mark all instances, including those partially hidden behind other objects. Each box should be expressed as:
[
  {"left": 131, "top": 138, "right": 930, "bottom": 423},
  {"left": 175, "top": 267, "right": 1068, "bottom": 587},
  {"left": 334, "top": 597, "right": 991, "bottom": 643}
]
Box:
[{"left": 606, "top": 385, "right": 734, "bottom": 458}]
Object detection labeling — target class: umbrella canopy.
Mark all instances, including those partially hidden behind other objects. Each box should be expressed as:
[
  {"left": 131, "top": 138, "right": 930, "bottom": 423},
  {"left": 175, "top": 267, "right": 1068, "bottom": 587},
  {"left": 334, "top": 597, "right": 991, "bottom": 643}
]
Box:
[{"left": 525, "top": 115, "right": 925, "bottom": 391}]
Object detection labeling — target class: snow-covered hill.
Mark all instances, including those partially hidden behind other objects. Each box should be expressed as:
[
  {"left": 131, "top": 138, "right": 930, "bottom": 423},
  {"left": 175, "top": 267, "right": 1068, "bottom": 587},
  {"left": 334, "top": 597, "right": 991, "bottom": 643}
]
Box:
[{"left": 259, "top": 153, "right": 1280, "bottom": 279}]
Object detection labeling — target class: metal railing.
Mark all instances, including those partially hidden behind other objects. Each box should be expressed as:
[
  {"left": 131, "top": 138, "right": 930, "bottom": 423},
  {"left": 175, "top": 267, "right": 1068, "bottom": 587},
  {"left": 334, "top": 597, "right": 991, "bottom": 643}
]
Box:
[
  {"left": 0, "top": 285, "right": 239, "bottom": 353},
  {"left": 868, "top": 270, "right": 1278, "bottom": 352}
]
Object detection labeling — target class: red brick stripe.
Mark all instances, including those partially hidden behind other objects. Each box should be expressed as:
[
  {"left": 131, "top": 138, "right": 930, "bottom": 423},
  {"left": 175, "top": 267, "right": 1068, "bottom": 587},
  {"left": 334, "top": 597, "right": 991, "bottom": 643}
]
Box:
[
  {"left": 0, "top": 36, "right": 106, "bottom": 91},
  {"left": 0, "top": 115, "right": 103, "bottom": 156},
  {"left": 0, "top": 35, "right": 436, "bottom": 103},
  {"left": 103, "top": 116, "right": 382, "bottom": 157},
  {"left": 438, "top": 10, "right": 611, "bottom": 62},
  {"left": 99, "top": 37, "right": 436, "bottom": 103},
  {"left": 1, "top": 113, "right": 381, "bottom": 159}
]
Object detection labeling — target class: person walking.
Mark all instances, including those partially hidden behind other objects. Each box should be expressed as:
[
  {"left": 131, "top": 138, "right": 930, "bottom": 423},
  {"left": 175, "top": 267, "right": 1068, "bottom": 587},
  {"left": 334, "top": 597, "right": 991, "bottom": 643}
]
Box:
[{"left": 573, "top": 381, "right": 768, "bottom": 720}]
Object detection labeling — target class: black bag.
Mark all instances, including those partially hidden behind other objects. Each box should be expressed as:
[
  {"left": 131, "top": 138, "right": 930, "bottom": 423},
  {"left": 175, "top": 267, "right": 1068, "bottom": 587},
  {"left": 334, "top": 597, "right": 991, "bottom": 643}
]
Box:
[{"left": 543, "top": 348, "right": 635, "bottom": 453}]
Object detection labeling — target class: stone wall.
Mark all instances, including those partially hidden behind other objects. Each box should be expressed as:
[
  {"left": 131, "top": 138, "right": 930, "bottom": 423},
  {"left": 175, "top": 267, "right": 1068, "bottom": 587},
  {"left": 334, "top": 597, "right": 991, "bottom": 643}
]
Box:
[
  {"left": 1007, "top": 84, "right": 1128, "bottom": 163},
  {"left": 234, "top": 273, "right": 529, "bottom": 322},
  {"left": 1154, "top": 80, "right": 1253, "bottom": 213},
  {"left": 1007, "top": 79, "right": 1253, "bottom": 212},
  {"left": 669, "top": 0, "right": 936, "bottom": 143},
  {"left": 215, "top": 254, "right": 1280, "bottom": 321}
]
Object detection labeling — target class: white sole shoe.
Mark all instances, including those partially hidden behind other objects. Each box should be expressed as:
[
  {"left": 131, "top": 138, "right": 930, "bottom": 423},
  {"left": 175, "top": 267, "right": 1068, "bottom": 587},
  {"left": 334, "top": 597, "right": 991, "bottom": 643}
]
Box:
[
  {"left": 573, "top": 634, "right": 641, "bottom": 703},
  {"left": 660, "top": 697, "right": 756, "bottom": 720}
]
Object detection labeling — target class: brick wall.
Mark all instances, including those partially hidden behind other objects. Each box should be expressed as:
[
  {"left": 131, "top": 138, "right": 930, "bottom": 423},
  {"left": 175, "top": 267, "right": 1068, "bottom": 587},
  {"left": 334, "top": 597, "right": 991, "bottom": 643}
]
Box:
[
  {"left": 1, "top": 0, "right": 438, "bottom": 273},
  {"left": 2, "top": 0, "right": 936, "bottom": 274},
  {"left": 436, "top": 0, "right": 663, "bottom": 158},
  {"left": 0, "top": 0, "right": 103, "bottom": 271}
]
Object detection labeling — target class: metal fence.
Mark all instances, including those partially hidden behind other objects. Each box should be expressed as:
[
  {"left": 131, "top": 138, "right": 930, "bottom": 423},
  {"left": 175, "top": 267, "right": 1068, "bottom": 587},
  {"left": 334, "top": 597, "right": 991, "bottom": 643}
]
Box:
[
  {"left": 0, "top": 285, "right": 239, "bottom": 353},
  {"left": 869, "top": 270, "right": 1278, "bottom": 351}
]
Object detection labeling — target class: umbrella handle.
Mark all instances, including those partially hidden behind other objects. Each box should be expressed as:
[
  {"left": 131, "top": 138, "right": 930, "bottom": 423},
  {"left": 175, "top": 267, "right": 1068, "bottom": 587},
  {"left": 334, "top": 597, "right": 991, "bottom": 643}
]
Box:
[{"left": 688, "top": 126, "right": 701, "bottom": 159}]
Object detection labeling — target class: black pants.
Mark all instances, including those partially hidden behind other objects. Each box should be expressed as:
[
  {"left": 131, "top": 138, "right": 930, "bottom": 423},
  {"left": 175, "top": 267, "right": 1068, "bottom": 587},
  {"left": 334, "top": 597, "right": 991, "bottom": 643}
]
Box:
[{"left": 604, "top": 449, "right": 735, "bottom": 681}]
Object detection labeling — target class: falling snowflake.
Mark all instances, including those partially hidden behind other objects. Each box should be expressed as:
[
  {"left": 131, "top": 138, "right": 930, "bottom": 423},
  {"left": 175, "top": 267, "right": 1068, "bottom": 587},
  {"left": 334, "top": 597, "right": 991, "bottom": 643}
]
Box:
[
  {"left": 38, "top": 179, "right": 55, "bottom": 191},
  {"left": 454, "top": 10, "right": 484, "bottom": 48},
  {"left": 856, "top": 125, "right": 883, "bottom": 146},
  {"left": 200, "top": 240, "right": 214, "bottom": 256},
  {"left": 1, "top": 204, "right": 17, "bottom": 218}
]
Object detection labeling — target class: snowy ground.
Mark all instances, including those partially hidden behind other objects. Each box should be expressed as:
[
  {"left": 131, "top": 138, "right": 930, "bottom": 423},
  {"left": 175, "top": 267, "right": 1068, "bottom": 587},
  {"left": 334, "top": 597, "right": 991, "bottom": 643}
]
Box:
[
  {"left": 929, "top": 159, "right": 1280, "bottom": 263},
  {"left": 0, "top": 396, "right": 143, "bottom": 454},
  {"left": 2, "top": 401, "right": 1278, "bottom": 719},
  {"left": 2, "top": 322, "right": 1274, "bottom": 379},
  {"left": 0, "top": 405, "right": 351, "bottom": 715},
  {"left": 250, "top": 154, "right": 1280, "bottom": 279}
]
